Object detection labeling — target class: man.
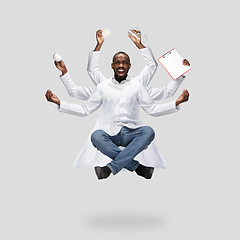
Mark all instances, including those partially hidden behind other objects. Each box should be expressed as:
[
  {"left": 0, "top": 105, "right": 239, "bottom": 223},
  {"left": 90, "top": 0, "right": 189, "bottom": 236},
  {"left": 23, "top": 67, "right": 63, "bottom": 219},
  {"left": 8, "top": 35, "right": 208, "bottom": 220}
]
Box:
[
  {"left": 51, "top": 30, "right": 190, "bottom": 179},
  {"left": 46, "top": 44, "right": 190, "bottom": 179}
]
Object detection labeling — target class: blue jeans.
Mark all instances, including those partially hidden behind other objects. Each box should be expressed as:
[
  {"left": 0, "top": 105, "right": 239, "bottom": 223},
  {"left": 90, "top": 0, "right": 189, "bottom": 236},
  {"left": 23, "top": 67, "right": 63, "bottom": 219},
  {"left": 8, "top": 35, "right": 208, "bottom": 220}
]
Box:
[{"left": 91, "top": 126, "right": 155, "bottom": 175}]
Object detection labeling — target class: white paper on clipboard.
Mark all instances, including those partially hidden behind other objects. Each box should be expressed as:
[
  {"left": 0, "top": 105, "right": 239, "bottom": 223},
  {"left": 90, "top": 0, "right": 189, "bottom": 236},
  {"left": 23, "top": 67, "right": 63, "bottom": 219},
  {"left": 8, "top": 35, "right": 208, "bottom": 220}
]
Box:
[{"left": 158, "top": 48, "right": 191, "bottom": 80}]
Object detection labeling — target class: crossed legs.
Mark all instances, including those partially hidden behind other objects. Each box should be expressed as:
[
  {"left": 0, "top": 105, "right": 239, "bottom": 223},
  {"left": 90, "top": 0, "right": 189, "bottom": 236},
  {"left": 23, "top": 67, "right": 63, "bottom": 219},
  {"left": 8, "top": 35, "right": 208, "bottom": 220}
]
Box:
[{"left": 91, "top": 126, "right": 155, "bottom": 179}]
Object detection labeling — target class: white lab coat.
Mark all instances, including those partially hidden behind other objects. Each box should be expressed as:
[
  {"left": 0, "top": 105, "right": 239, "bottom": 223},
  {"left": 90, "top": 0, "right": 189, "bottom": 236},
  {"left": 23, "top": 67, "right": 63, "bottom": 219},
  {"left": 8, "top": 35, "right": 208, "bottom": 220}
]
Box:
[{"left": 59, "top": 47, "right": 185, "bottom": 169}]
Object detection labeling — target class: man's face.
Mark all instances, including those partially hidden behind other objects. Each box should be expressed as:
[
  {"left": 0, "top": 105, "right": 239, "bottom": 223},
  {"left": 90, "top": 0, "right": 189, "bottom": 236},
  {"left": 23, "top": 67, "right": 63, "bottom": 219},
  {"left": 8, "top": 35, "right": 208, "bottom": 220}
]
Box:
[{"left": 111, "top": 53, "right": 131, "bottom": 82}]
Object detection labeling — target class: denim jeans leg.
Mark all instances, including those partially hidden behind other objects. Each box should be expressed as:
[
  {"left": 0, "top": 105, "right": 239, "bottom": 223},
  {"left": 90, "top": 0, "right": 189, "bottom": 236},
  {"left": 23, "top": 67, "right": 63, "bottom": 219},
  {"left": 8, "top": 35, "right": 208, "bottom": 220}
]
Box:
[
  {"left": 108, "top": 126, "right": 155, "bottom": 174},
  {"left": 91, "top": 129, "right": 121, "bottom": 162}
]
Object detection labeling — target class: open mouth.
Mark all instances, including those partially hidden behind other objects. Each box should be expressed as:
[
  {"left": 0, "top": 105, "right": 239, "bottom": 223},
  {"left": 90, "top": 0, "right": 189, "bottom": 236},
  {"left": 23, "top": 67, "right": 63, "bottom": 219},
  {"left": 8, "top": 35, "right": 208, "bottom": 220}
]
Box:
[{"left": 117, "top": 68, "right": 125, "bottom": 77}]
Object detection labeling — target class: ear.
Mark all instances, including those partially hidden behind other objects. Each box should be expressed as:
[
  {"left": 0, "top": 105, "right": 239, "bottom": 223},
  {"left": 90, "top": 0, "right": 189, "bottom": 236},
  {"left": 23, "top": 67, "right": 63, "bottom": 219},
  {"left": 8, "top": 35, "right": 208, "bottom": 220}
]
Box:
[
  {"left": 111, "top": 63, "right": 114, "bottom": 69},
  {"left": 129, "top": 63, "right": 131, "bottom": 69}
]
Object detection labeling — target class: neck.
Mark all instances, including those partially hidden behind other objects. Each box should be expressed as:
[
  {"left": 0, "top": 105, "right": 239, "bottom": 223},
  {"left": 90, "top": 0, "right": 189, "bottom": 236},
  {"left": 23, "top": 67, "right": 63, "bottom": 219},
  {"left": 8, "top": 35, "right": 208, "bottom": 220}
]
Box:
[{"left": 114, "top": 75, "right": 127, "bottom": 83}]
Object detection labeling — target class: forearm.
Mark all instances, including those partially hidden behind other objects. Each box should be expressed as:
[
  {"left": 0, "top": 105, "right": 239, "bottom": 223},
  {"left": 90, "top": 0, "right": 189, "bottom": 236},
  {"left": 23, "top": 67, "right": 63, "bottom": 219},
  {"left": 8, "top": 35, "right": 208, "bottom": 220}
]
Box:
[
  {"left": 135, "top": 42, "right": 145, "bottom": 49},
  {"left": 58, "top": 91, "right": 102, "bottom": 117},
  {"left": 94, "top": 43, "right": 103, "bottom": 52},
  {"left": 137, "top": 47, "right": 158, "bottom": 86},
  {"left": 58, "top": 100, "right": 91, "bottom": 117},
  {"left": 139, "top": 83, "right": 180, "bottom": 117},
  {"left": 87, "top": 50, "right": 107, "bottom": 85},
  {"left": 165, "top": 75, "right": 185, "bottom": 98},
  {"left": 145, "top": 101, "right": 179, "bottom": 117},
  {"left": 61, "top": 68, "right": 68, "bottom": 75}
]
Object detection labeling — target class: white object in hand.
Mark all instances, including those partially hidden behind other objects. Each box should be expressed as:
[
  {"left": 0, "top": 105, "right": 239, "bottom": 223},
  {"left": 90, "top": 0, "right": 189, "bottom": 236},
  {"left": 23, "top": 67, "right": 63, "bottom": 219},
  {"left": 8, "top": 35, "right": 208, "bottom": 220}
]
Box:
[
  {"left": 102, "top": 29, "right": 111, "bottom": 38},
  {"left": 53, "top": 53, "right": 62, "bottom": 62},
  {"left": 128, "top": 30, "right": 140, "bottom": 40},
  {"left": 128, "top": 27, "right": 147, "bottom": 42}
]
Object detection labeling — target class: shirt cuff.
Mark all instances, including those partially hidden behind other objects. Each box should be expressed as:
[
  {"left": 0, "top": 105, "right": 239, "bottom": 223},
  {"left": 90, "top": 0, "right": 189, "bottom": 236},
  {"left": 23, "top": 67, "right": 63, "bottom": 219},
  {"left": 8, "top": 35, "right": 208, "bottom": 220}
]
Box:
[
  {"left": 58, "top": 100, "right": 68, "bottom": 113},
  {"left": 176, "top": 104, "right": 180, "bottom": 111},
  {"left": 57, "top": 100, "right": 63, "bottom": 111},
  {"left": 170, "top": 100, "right": 180, "bottom": 112},
  {"left": 90, "top": 50, "right": 100, "bottom": 55},
  {"left": 60, "top": 72, "right": 70, "bottom": 82},
  {"left": 139, "top": 46, "right": 149, "bottom": 53}
]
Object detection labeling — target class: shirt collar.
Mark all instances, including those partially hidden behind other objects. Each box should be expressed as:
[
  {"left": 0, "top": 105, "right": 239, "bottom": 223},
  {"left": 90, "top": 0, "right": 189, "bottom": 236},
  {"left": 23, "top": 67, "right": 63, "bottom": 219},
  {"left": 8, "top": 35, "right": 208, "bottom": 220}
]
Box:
[{"left": 112, "top": 76, "right": 131, "bottom": 85}]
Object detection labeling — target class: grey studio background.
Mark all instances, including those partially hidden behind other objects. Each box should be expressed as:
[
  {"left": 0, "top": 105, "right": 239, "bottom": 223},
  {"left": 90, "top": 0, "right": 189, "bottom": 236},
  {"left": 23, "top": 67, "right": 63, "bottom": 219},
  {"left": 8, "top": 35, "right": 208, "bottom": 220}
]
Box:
[{"left": 1, "top": 0, "right": 239, "bottom": 239}]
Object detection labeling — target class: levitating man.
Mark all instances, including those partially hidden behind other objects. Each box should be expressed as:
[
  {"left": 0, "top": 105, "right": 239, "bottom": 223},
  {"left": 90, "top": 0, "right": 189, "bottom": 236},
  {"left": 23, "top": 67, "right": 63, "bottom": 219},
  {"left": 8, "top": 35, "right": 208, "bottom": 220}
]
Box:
[
  {"left": 48, "top": 29, "right": 190, "bottom": 179},
  {"left": 46, "top": 51, "right": 189, "bottom": 179}
]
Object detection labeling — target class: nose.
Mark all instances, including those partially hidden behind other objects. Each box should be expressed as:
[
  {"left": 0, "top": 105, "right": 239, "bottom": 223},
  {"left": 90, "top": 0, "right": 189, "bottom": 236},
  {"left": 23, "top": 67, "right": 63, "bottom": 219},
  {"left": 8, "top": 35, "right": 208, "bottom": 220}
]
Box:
[{"left": 119, "top": 62, "right": 123, "bottom": 67}]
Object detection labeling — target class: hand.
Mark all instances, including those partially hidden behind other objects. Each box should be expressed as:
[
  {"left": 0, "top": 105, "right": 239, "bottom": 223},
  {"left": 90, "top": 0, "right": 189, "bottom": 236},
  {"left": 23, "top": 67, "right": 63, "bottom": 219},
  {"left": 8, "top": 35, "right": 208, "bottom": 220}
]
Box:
[
  {"left": 54, "top": 60, "right": 68, "bottom": 75},
  {"left": 45, "top": 90, "right": 60, "bottom": 106},
  {"left": 182, "top": 59, "right": 190, "bottom": 66},
  {"left": 94, "top": 30, "right": 104, "bottom": 51},
  {"left": 96, "top": 30, "right": 104, "bottom": 45},
  {"left": 176, "top": 89, "right": 189, "bottom": 106},
  {"left": 128, "top": 30, "right": 145, "bottom": 49}
]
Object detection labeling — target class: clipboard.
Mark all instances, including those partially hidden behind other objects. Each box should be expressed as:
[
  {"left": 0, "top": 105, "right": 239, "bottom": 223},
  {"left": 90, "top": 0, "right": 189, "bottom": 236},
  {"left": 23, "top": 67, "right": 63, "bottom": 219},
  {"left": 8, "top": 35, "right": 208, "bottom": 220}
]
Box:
[{"left": 158, "top": 48, "right": 191, "bottom": 80}]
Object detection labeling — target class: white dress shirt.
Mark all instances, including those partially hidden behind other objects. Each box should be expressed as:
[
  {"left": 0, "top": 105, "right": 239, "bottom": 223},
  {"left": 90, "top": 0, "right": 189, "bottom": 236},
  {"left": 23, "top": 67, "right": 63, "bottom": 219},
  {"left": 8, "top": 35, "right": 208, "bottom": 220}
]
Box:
[{"left": 59, "top": 77, "right": 179, "bottom": 136}]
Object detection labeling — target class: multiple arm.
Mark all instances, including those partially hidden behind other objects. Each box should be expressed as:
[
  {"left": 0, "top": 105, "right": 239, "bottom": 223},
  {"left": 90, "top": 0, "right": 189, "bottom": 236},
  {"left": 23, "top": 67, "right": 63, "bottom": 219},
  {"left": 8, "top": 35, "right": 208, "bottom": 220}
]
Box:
[
  {"left": 52, "top": 29, "right": 190, "bottom": 105},
  {"left": 45, "top": 84, "right": 189, "bottom": 118}
]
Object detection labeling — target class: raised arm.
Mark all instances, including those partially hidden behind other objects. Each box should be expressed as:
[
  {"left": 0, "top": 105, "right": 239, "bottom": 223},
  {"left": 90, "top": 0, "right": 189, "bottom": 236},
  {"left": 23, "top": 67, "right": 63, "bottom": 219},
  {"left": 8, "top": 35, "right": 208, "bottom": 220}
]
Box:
[
  {"left": 136, "top": 47, "right": 158, "bottom": 86},
  {"left": 128, "top": 29, "right": 158, "bottom": 86},
  {"left": 87, "top": 30, "right": 108, "bottom": 85}
]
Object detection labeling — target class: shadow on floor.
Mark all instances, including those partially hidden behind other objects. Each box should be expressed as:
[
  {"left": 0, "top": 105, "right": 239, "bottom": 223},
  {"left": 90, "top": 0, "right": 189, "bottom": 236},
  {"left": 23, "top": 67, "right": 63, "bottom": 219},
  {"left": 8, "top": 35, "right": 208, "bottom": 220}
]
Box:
[{"left": 84, "top": 210, "right": 167, "bottom": 231}]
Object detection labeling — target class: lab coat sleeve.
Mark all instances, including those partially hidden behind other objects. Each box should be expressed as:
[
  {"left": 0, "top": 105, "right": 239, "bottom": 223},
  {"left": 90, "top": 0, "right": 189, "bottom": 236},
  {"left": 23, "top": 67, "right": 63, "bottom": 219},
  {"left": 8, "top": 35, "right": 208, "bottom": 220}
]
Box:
[
  {"left": 146, "top": 75, "right": 185, "bottom": 101},
  {"left": 58, "top": 86, "right": 102, "bottom": 116},
  {"left": 138, "top": 83, "right": 180, "bottom": 117},
  {"left": 60, "top": 72, "right": 96, "bottom": 100},
  {"left": 136, "top": 47, "right": 158, "bottom": 86},
  {"left": 87, "top": 50, "right": 108, "bottom": 85}
]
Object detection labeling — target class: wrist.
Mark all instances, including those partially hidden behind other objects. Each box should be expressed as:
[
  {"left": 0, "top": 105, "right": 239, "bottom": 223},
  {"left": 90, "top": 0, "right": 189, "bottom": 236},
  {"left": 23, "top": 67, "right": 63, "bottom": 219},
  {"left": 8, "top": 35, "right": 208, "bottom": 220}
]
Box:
[
  {"left": 61, "top": 69, "right": 68, "bottom": 75},
  {"left": 94, "top": 43, "right": 103, "bottom": 51},
  {"left": 175, "top": 100, "right": 181, "bottom": 106},
  {"left": 56, "top": 99, "right": 60, "bottom": 106},
  {"left": 136, "top": 42, "right": 145, "bottom": 49}
]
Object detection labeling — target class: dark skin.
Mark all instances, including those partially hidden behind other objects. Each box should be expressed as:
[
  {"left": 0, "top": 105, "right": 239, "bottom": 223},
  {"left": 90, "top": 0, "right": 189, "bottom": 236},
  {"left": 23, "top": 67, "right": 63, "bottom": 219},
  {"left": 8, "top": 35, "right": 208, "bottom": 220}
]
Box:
[{"left": 111, "top": 53, "right": 131, "bottom": 83}]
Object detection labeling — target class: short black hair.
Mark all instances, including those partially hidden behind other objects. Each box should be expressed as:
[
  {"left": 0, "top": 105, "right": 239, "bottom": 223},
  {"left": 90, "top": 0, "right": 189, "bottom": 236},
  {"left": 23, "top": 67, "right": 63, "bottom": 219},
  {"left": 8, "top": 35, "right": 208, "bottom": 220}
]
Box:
[{"left": 112, "top": 51, "right": 130, "bottom": 63}]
